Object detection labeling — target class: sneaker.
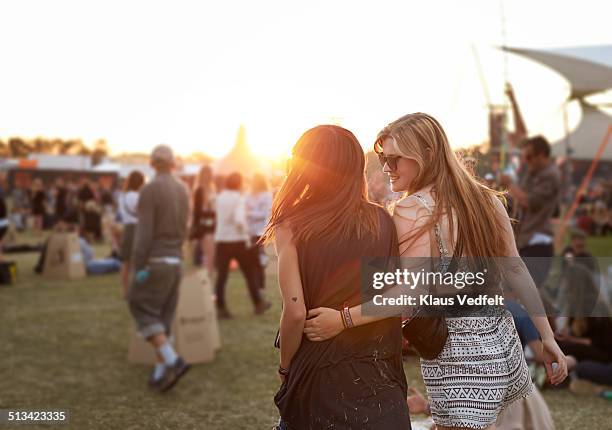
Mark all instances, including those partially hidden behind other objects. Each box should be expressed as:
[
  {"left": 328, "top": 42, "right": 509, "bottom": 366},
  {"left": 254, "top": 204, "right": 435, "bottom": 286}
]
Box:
[
  {"left": 159, "top": 357, "right": 191, "bottom": 393},
  {"left": 148, "top": 372, "right": 165, "bottom": 390},
  {"left": 255, "top": 300, "right": 272, "bottom": 315}
]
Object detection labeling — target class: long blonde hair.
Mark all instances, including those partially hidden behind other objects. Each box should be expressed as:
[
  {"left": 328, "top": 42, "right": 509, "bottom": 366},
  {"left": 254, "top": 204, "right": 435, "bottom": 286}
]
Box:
[{"left": 375, "top": 112, "right": 508, "bottom": 258}]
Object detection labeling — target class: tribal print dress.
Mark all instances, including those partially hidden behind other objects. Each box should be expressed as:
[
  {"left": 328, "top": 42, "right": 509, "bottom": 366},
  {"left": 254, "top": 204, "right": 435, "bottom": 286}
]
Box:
[{"left": 397, "top": 190, "right": 533, "bottom": 429}]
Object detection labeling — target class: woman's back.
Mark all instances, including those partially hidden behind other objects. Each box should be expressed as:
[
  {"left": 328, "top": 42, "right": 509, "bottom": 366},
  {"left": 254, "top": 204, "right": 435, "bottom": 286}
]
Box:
[
  {"left": 298, "top": 206, "right": 396, "bottom": 308},
  {"left": 275, "top": 206, "right": 410, "bottom": 429}
]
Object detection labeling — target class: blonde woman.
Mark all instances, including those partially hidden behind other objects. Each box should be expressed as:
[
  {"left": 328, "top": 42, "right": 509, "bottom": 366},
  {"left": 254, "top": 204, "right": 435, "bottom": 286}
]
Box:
[{"left": 303, "top": 113, "right": 567, "bottom": 430}]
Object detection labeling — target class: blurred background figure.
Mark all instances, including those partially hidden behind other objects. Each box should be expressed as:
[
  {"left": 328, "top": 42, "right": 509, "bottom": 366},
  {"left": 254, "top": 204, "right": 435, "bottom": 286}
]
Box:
[
  {"left": 10, "top": 184, "right": 28, "bottom": 232},
  {"left": 483, "top": 172, "right": 496, "bottom": 188},
  {"left": 501, "top": 136, "right": 561, "bottom": 289},
  {"left": 214, "top": 172, "right": 270, "bottom": 319},
  {"left": 0, "top": 176, "right": 7, "bottom": 261},
  {"left": 53, "top": 178, "right": 68, "bottom": 226},
  {"left": 29, "top": 178, "right": 46, "bottom": 234},
  {"left": 77, "top": 177, "right": 95, "bottom": 212},
  {"left": 191, "top": 165, "right": 217, "bottom": 274},
  {"left": 78, "top": 227, "right": 122, "bottom": 275},
  {"left": 126, "top": 144, "right": 191, "bottom": 392},
  {"left": 82, "top": 199, "right": 102, "bottom": 243},
  {"left": 118, "top": 170, "right": 145, "bottom": 297},
  {"left": 246, "top": 172, "right": 272, "bottom": 290},
  {"left": 593, "top": 200, "right": 611, "bottom": 236},
  {"left": 569, "top": 359, "right": 612, "bottom": 397},
  {"left": 214, "top": 174, "right": 226, "bottom": 194}
]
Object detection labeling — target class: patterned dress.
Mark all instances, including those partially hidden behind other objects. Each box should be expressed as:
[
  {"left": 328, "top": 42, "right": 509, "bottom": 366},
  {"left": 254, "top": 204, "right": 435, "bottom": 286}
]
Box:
[{"left": 395, "top": 189, "right": 533, "bottom": 429}]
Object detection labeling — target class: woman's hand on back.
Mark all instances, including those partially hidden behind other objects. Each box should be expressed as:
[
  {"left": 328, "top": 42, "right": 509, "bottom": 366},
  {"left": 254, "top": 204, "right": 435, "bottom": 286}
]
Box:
[{"left": 303, "top": 307, "right": 344, "bottom": 341}]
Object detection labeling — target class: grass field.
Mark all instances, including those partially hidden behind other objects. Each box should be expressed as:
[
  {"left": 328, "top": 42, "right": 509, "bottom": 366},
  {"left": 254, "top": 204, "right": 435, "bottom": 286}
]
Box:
[{"left": 1, "top": 235, "right": 611, "bottom": 429}]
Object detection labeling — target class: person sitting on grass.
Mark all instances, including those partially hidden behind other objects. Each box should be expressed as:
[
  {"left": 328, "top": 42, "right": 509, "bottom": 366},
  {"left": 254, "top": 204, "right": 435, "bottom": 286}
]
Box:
[
  {"left": 568, "top": 359, "right": 612, "bottom": 398},
  {"left": 77, "top": 228, "right": 122, "bottom": 275}
]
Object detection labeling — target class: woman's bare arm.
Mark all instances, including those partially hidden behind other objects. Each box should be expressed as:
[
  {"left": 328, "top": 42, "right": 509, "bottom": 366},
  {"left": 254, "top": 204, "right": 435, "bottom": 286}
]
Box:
[
  {"left": 492, "top": 197, "right": 567, "bottom": 384},
  {"left": 276, "top": 224, "right": 307, "bottom": 370}
]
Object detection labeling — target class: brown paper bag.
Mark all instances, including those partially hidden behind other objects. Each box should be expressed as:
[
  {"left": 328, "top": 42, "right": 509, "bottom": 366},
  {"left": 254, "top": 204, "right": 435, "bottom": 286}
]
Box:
[
  {"left": 128, "top": 270, "right": 220, "bottom": 365},
  {"left": 196, "top": 269, "right": 221, "bottom": 351},
  {"left": 43, "top": 232, "right": 86, "bottom": 280}
]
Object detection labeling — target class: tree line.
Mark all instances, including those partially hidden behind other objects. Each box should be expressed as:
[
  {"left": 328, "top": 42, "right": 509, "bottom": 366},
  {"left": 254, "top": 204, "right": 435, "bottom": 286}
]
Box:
[{"left": 0, "top": 137, "right": 108, "bottom": 165}]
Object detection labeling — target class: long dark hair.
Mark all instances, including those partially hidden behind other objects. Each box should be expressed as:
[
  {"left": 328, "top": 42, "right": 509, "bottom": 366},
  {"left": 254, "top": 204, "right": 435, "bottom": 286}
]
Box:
[{"left": 261, "top": 125, "right": 379, "bottom": 244}]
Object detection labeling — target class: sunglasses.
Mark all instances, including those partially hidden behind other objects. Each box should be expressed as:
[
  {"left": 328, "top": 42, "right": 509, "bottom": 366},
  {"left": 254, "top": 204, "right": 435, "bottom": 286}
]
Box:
[{"left": 377, "top": 153, "right": 402, "bottom": 171}]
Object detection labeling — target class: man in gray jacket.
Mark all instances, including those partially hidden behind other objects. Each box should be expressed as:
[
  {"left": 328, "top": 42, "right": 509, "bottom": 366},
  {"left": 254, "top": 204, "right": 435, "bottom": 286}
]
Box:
[
  {"left": 127, "top": 144, "right": 190, "bottom": 392},
  {"left": 502, "top": 136, "right": 561, "bottom": 288}
]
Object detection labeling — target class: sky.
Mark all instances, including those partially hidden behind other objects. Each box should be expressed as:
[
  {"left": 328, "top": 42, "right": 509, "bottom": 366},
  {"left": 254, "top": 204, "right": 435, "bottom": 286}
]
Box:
[{"left": 0, "top": 0, "right": 611, "bottom": 159}]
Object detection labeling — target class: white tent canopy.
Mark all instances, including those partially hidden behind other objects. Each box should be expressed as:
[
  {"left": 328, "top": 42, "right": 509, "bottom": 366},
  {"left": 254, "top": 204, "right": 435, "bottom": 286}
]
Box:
[
  {"left": 503, "top": 45, "right": 612, "bottom": 98},
  {"left": 503, "top": 45, "right": 612, "bottom": 161},
  {"left": 551, "top": 102, "right": 612, "bottom": 160}
]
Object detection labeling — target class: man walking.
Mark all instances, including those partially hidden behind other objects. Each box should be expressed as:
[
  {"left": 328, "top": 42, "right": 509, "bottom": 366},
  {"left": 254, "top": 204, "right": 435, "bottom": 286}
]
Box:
[{"left": 127, "top": 144, "right": 190, "bottom": 392}]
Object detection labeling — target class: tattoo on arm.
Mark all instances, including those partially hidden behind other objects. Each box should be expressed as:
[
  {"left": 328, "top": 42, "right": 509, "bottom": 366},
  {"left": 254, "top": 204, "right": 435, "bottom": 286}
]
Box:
[{"left": 291, "top": 297, "right": 298, "bottom": 302}]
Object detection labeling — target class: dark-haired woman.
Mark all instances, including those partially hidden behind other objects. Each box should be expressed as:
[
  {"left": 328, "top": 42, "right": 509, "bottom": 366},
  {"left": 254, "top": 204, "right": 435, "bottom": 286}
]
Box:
[
  {"left": 191, "top": 165, "right": 216, "bottom": 274},
  {"left": 262, "top": 125, "right": 411, "bottom": 430},
  {"left": 118, "top": 170, "right": 145, "bottom": 297}
]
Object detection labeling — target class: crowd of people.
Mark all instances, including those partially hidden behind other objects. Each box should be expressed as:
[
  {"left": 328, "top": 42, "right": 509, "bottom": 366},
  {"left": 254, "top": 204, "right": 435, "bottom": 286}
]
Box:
[
  {"left": 1, "top": 146, "right": 277, "bottom": 394},
  {"left": 1, "top": 113, "right": 611, "bottom": 429},
  {"left": 7, "top": 176, "right": 116, "bottom": 240}
]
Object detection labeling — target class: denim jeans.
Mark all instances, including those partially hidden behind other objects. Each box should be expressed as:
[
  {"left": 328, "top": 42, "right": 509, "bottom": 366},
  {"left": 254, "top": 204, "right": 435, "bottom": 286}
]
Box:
[{"left": 86, "top": 258, "right": 122, "bottom": 275}]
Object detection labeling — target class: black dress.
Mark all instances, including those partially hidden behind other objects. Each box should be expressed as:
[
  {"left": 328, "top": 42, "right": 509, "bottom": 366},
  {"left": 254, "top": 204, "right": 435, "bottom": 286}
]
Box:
[
  {"left": 275, "top": 207, "right": 411, "bottom": 430},
  {"left": 190, "top": 186, "right": 216, "bottom": 239}
]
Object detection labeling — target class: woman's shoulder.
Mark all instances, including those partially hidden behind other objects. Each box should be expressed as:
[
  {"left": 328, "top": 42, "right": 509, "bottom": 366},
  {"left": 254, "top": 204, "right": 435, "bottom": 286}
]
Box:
[
  {"left": 392, "top": 194, "right": 431, "bottom": 221},
  {"left": 489, "top": 192, "right": 510, "bottom": 220}
]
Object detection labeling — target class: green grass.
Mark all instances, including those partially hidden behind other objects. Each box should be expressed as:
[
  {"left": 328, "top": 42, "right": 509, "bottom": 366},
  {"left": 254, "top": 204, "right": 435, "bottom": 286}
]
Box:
[
  {"left": 1, "top": 236, "right": 611, "bottom": 429},
  {"left": 586, "top": 235, "right": 612, "bottom": 257}
]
